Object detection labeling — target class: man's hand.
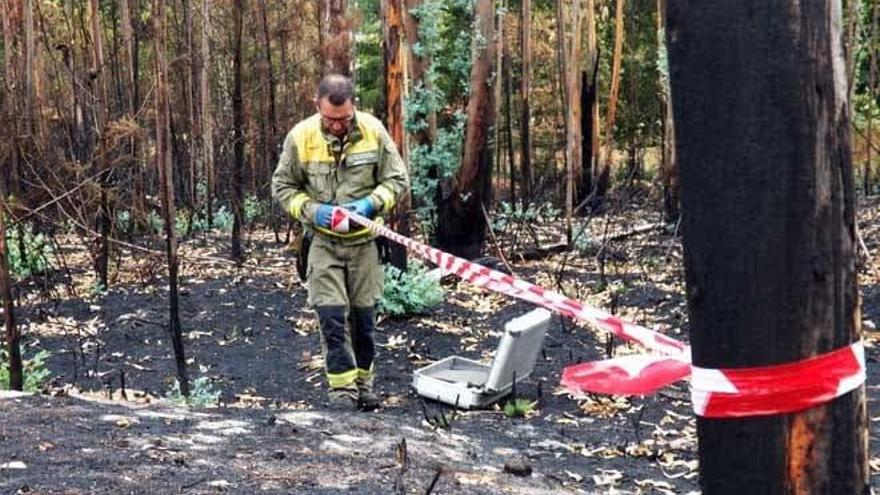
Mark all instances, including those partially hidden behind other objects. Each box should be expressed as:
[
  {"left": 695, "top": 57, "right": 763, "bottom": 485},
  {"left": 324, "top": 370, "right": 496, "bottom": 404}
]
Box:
[
  {"left": 343, "top": 196, "right": 377, "bottom": 219},
  {"left": 314, "top": 204, "right": 350, "bottom": 233}
]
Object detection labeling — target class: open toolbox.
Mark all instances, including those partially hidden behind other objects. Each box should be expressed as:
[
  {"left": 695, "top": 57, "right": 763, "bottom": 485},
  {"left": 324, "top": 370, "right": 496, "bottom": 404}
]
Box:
[{"left": 412, "top": 308, "right": 551, "bottom": 409}]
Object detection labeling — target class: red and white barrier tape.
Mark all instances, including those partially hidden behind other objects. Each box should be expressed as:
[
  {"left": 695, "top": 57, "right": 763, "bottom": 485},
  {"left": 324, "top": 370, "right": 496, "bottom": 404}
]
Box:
[
  {"left": 341, "top": 209, "right": 867, "bottom": 417},
  {"left": 343, "top": 209, "right": 686, "bottom": 355},
  {"left": 690, "top": 341, "right": 866, "bottom": 418}
]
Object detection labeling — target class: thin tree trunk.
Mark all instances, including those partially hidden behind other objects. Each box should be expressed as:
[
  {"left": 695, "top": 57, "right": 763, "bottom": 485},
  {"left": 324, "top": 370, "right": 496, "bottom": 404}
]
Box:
[
  {"left": 565, "top": 0, "right": 583, "bottom": 241},
  {"left": 383, "top": 0, "right": 409, "bottom": 270},
  {"left": 89, "top": 0, "right": 112, "bottom": 289},
  {"left": 260, "top": 0, "right": 278, "bottom": 201},
  {"left": 184, "top": 0, "right": 199, "bottom": 212},
  {"left": 2, "top": 0, "right": 20, "bottom": 199},
  {"left": 658, "top": 0, "right": 678, "bottom": 222},
  {"left": 866, "top": 0, "right": 878, "bottom": 196},
  {"left": 23, "top": 0, "right": 34, "bottom": 137},
  {"left": 519, "top": 0, "right": 532, "bottom": 204},
  {"left": 201, "top": 0, "right": 215, "bottom": 227},
  {"left": 0, "top": 209, "right": 22, "bottom": 391},
  {"left": 597, "top": 0, "right": 625, "bottom": 204},
  {"left": 153, "top": 0, "right": 190, "bottom": 397},
  {"left": 668, "top": 1, "right": 868, "bottom": 492},
  {"left": 231, "top": 0, "right": 245, "bottom": 262},
  {"left": 493, "top": 2, "right": 505, "bottom": 190},
  {"left": 554, "top": 0, "right": 569, "bottom": 200},
  {"left": 503, "top": 51, "right": 515, "bottom": 206},
  {"left": 435, "top": 0, "right": 497, "bottom": 259}
]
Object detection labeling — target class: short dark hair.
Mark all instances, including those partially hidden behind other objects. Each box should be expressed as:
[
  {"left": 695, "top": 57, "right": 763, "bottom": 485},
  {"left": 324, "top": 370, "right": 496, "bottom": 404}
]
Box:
[{"left": 316, "top": 74, "right": 354, "bottom": 106}]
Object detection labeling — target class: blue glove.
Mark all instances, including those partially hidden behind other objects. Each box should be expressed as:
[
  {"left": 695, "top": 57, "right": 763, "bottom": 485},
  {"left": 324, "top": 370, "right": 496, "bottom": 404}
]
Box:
[
  {"left": 343, "top": 196, "right": 376, "bottom": 219},
  {"left": 314, "top": 204, "right": 334, "bottom": 229}
]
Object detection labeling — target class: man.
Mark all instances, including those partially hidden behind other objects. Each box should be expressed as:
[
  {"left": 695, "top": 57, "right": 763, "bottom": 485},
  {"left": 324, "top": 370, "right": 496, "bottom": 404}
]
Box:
[{"left": 272, "top": 75, "right": 409, "bottom": 411}]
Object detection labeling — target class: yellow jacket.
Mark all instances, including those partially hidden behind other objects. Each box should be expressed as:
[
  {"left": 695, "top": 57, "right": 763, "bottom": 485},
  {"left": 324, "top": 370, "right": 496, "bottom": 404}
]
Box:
[{"left": 272, "top": 111, "right": 409, "bottom": 243}]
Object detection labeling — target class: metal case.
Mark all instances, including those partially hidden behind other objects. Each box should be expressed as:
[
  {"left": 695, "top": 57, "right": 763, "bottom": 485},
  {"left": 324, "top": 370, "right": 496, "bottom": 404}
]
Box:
[{"left": 412, "top": 308, "right": 551, "bottom": 409}]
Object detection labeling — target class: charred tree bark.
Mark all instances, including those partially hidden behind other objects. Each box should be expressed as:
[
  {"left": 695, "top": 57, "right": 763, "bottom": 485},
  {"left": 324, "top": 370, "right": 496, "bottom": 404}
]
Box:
[
  {"left": 519, "top": 0, "right": 532, "bottom": 204},
  {"left": 322, "top": 0, "right": 350, "bottom": 76},
  {"left": 668, "top": 1, "right": 868, "bottom": 492},
  {"left": 503, "top": 51, "right": 515, "bottom": 206},
  {"left": 564, "top": 0, "right": 583, "bottom": 241},
  {"left": 153, "top": 0, "right": 190, "bottom": 397},
  {"left": 201, "top": 0, "right": 215, "bottom": 228},
  {"left": 596, "top": 0, "right": 625, "bottom": 206},
  {"left": 260, "top": 0, "right": 279, "bottom": 201},
  {"left": 89, "top": 0, "right": 112, "bottom": 289},
  {"left": 435, "top": 0, "right": 496, "bottom": 259},
  {"left": 658, "top": 0, "right": 678, "bottom": 223},
  {"left": 383, "top": 0, "right": 409, "bottom": 270},
  {"left": 0, "top": 209, "right": 22, "bottom": 391},
  {"left": 231, "top": 0, "right": 245, "bottom": 262}
]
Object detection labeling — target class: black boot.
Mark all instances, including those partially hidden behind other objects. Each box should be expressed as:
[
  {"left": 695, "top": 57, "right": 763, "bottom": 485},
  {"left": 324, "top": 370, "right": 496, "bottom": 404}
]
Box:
[
  {"left": 316, "top": 306, "right": 358, "bottom": 410},
  {"left": 350, "top": 306, "right": 380, "bottom": 410}
]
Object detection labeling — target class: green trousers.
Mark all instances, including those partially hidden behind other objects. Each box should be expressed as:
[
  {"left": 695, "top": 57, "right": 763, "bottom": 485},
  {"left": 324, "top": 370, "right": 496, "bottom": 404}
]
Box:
[{"left": 307, "top": 236, "right": 383, "bottom": 392}]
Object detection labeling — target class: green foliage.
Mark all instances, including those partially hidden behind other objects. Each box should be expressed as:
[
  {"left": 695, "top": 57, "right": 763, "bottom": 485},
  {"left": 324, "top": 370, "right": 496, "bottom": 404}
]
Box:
[
  {"left": 147, "top": 210, "right": 165, "bottom": 236},
  {"left": 165, "top": 376, "right": 221, "bottom": 408},
  {"left": 244, "top": 195, "right": 271, "bottom": 224},
  {"left": 408, "top": 111, "right": 467, "bottom": 212},
  {"left": 115, "top": 210, "right": 132, "bottom": 234},
  {"left": 211, "top": 205, "right": 235, "bottom": 233},
  {"left": 491, "top": 201, "right": 561, "bottom": 232},
  {"left": 89, "top": 282, "right": 107, "bottom": 297},
  {"left": 503, "top": 398, "right": 537, "bottom": 418},
  {"left": 408, "top": 0, "right": 473, "bottom": 106},
  {"left": 572, "top": 224, "right": 598, "bottom": 254},
  {"left": 354, "top": 0, "right": 383, "bottom": 113},
  {"left": 1, "top": 349, "right": 52, "bottom": 391},
  {"left": 379, "top": 261, "right": 444, "bottom": 316},
  {"left": 6, "top": 224, "right": 53, "bottom": 280}
]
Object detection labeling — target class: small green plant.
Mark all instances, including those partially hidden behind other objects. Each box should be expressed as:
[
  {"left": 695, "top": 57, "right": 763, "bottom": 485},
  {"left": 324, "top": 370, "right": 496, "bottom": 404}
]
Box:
[
  {"left": 491, "top": 202, "right": 561, "bottom": 232},
  {"left": 6, "top": 224, "right": 53, "bottom": 280},
  {"left": 115, "top": 210, "right": 132, "bottom": 234},
  {"left": 1, "top": 349, "right": 52, "bottom": 391},
  {"left": 212, "top": 205, "right": 234, "bottom": 233},
  {"left": 503, "top": 398, "right": 537, "bottom": 418},
  {"left": 572, "top": 224, "right": 599, "bottom": 254},
  {"left": 165, "top": 376, "right": 221, "bottom": 408},
  {"left": 379, "top": 261, "right": 444, "bottom": 316},
  {"left": 146, "top": 210, "right": 164, "bottom": 235},
  {"left": 89, "top": 282, "right": 107, "bottom": 297},
  {"left": 244, "top": 195, "right": 270, "bottom": 224}
]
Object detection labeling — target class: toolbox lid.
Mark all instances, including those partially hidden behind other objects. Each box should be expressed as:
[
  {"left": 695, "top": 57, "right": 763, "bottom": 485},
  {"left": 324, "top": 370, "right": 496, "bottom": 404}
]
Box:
[{"left": 483, "top": 308, "right": 552, "bottom": 392}]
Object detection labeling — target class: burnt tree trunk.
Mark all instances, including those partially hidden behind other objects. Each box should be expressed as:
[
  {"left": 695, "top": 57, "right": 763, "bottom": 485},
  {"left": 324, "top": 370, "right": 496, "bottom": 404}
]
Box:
[
  {"left": 519, "top": 0, "right": 532, "bottom": 203},
  {"left": 231, "top": 0, "right": 245, "bottom": 262},
  {"left": 201, "top": 0, "right": 215, "bottom": 227},
  {"left": 322, "top": 0, "right": 350, "bottom": 76},
  {"left": 0, "top": 209, "right": 22, "bottom": 390},
  {"left": 383, "top": 0, "right": 410, "bottom": 270},
  {"left": 435, "top": 0, "right": 496, "bottom": 259},
  {"left": 668, "top": 1, "right": 868, "bottom": 492},
  {"left": 153, "top": 0, "right": 190, "bottom": 397},
  {"left": 90, "top": 0, "right": 112, "bottom": 289}
]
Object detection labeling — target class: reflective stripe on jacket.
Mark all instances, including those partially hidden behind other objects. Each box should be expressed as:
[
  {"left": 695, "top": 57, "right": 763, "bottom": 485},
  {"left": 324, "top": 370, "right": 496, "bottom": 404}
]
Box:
[{"left": 272, "top": 111, "right": 409, "bottom": 244}]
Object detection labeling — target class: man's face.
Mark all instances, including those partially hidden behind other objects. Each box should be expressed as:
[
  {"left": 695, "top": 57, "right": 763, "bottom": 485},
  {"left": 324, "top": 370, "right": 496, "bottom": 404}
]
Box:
[{"left": 316, "top": 97, "right": 355, "bottom": 138}]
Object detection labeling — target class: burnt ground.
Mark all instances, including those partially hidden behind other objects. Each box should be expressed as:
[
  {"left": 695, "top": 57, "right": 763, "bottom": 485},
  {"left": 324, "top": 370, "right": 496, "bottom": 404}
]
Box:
[{"left": 1, "top": 194, "right": 879, "bottom": 494}]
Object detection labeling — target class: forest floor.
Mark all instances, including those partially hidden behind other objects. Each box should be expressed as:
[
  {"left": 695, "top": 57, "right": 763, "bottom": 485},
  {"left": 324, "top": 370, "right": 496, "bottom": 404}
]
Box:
[{"left": 1, "top": 191, "right": 879, "bottom": 494}]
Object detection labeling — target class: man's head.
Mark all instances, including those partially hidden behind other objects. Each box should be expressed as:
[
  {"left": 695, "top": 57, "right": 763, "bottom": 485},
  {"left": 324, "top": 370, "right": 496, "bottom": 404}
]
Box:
[{"left": 315, "top": 74, "right": 355, "bottom": 138}]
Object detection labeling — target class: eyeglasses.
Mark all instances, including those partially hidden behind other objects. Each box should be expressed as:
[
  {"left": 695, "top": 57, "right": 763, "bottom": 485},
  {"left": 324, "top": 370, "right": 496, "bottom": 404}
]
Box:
[{"left": 320, "top": 114, "right": 354, "bottom": 126}]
